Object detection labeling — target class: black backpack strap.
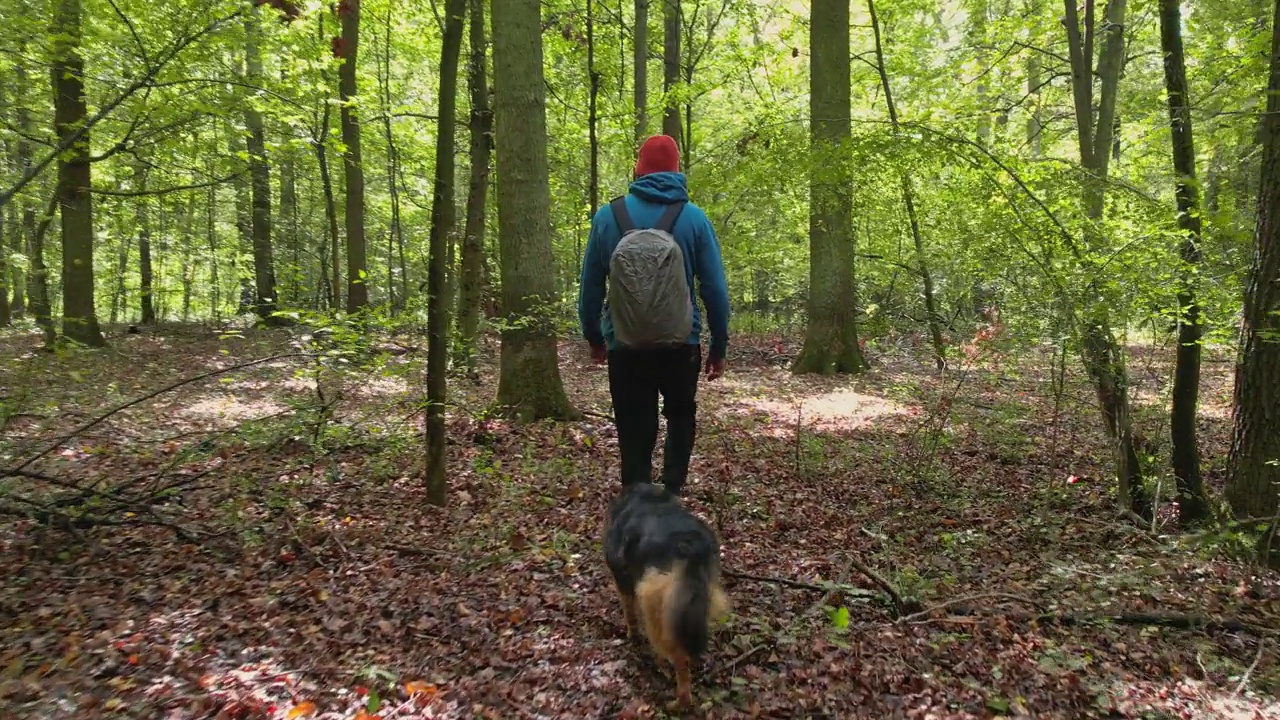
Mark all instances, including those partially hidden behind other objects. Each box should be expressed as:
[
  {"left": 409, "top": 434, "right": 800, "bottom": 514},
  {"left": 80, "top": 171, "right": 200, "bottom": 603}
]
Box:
[
  {"left": 609, "top": 196, "right": 635, "bottom": 233},
  {"left": 655, "top": 201, "right": 686, "bottom": 233}
]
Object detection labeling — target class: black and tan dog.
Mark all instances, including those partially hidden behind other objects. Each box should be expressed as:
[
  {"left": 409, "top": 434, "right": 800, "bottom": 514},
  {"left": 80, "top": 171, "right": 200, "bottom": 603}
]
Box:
[{"left": 604, "top": 482, "right": 730, "bottom": 709}]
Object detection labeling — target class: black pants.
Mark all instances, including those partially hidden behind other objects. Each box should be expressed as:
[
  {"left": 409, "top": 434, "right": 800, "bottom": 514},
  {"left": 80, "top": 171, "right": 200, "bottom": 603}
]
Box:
[{"left": 607, "top": 344, "right": 701, "bottom": 494}]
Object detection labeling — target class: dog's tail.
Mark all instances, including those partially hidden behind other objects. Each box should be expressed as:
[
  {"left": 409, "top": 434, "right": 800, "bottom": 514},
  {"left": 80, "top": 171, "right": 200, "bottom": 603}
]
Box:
[{"left": 665, "top": 532, "right": 729, "bottom": 659}]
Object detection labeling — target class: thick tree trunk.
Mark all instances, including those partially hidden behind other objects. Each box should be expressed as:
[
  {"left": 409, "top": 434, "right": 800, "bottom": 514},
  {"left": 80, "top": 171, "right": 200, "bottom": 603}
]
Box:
[
  {"left": 1158, "top": 0, "right": 1209, "bottom": 525},
  {"left": 52, "top": 0, "right": 104, "bottom": 347},
  {"left": 245, "top": 10, "right": 279, "bottom": 320},
  {"left": 793, "top": 0, "right": 867, "bottom": 375},
  {"left": 661, "top": 0, "right": 680, "bottom": 142},
  {"left": 426, "top": 0, "right": 466, "bottom": 506},
  {"left": 868, "top": 0, "right": 944, "bottom": 370},
  {"left": 634, "top": 0, "right": 648, "bottom": 148},
  {"left": 1064, "top": 0, "right": 1151, "bottom": 519},
  {"left": 1225, "top": 0, "right": 1280, "bottom": 526},
  {"left": 338, "top": 0, "right": 368, "bottom": 313},
  {"left": 456, "top": 0, "right": 493, "bottom": 372},
  {"left": 491, "top": 0, "right": 579, "bottom": 421}
]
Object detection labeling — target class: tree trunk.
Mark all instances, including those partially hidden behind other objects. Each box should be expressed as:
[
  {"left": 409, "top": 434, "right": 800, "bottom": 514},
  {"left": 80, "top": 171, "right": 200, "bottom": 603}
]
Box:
[
  {"left": 661, "top": 0, "right": 681, "bottom": 142},
  {"left": 109, "top": 228, "right": 131, "bottom": 324},
  {"left": 1158, "top": 0, "right": 1208, "bottom": 525},
  {"left": 1025, "top": 0, "right": 1042, "bottom": 156},
  {"left": 52, "top": 0, "right": 104, "bottom": 347},
  {"left": 793, "top": 0, "right": 867, "bottom": 375},
  {"left": 27, "top": 193, "right": 58, "bottom": 346},
  {"left": 9, "top": 54, "right": 32, "bottom": 323},
  {"left": 279, "top": 137, "right": 299, "bottom": 305},
  {"left": 338, "top": 0, "right": 368, "bottom": 313},
  {"left": 634, "top": 0, "right": 648, "bottom": 148},
  {"left": 1063, "top": 0, "right": 1151, "bottom": 519},
  {"left": 425, "top": 0, "right": 466, "bottom": 506},
  {"left": 315, "top": 104, "right": 341, "bottom": 310},
  {"left": 0, "top": 198, "right": 9, "bottom": 328},
  {"left": 380, "top": 7, "right": 407, "bottom": 313},
  {"left": 456, "top": 0, "right": 493, "bottom": 372},
  {"left": 180, "top": 193, "right": 196, "bottom": 322},
  {"left": 491, "top": 0, "right": 579, "bottom": 421},
  {"left": 1225, "top": 0, "right": 1280, "bottom": 525},
  {"left": 868, "top": 0, "right": 944, "bottom": 370},
  {"left": 229, "top": 125, "right": 253, "bottom": 315},
  {"left": 245, "top": 9, "right": 279, "bottom": 320},
  {"left": 9, "top": 198, "right": 26, "bottom": 318},
  {"left": 588, "top": 0, "right": 600, "bottom": 215},
  {"left": 972, "top": 0, "right": 992, "bottom": 147},
  {"left": 207, "top": 182, "right": 221, "bottom": 320}
]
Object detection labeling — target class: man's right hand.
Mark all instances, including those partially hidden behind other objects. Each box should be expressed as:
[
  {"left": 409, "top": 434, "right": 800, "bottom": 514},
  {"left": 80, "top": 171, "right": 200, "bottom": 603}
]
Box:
[
  {"left": 705, "top": 356, "right": 725, "bottom": 380},
  {"left": 589, "top": 343, "right": 608, "bottom": 365}
]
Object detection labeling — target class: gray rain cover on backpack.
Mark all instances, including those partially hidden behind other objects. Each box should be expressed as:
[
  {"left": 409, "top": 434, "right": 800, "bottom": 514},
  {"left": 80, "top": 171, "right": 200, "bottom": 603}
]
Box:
[{"left": 607, "top": 197, "right": 694, "bottom": 348}]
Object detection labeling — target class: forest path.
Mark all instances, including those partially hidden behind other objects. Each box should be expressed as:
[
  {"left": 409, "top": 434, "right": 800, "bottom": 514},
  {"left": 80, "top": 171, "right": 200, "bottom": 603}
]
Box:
[{"left": 0, "top": 325, "right": 1276, "bottom": 719}]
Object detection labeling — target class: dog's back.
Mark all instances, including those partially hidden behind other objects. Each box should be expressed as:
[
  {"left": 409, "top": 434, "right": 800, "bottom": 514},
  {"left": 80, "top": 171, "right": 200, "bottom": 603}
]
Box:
[{"left": 604, "top": 483, "right": 729, "bottom": 707}]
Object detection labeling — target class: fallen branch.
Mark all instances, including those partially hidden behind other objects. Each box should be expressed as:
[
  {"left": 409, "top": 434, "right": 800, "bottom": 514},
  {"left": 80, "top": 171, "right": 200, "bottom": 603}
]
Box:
[
  {"left": 1234, "top": 640, "right": 1267, "bottom": 697},
  {"left": 902, "top": 592, "right": 1047, "bottom": 623},
  {"left": 1034, "top": 611, "right": 1276, "bottom": 636},
  {"left": 844, "top": 553, "right": 915, "bottom": 617},
  {"left": 722, "top": 569, "right": 884, "bottom": 602},
  {"left": 3, "top": 352, "right": 312, "bottom": 477}
]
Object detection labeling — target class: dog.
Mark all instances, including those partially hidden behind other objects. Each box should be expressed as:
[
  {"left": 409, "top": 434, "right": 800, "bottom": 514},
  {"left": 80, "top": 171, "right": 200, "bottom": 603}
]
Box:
[{"left": 603, "top": 482, "right": 730, "bottom": 709}]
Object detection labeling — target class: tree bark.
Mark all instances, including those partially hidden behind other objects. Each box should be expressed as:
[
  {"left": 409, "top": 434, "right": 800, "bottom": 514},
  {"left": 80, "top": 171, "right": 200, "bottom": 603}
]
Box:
[
  {"left": 380, "top": 7, "right": 407, "bottom": 313},
  {"left": 1063, "top": 0, "right": 1151, "bottom": 519},
  {"left": 315, "top": 104, "right": 341, "bottom": 311},
  {"left": 245, "top": 8, "right": 279, "bottom": 320},
  {"left": 867, "top": 0, "right": 944, "bottom": 370},
  {"left": 634, "top": 0, "right": 648, "bottom": 148},
  {"left": 793, "top": 0, "right": 867, "bottom": 375},
  {"left": 661, "top": 0, "right": 681, "bottom": 142},
  {"left": 279, "top": 135, "right": 299, "bottom": 305},
  {"left": 207, "top": 181, "right": 221, "bottom": 320},
  {"left": 1157, "top": 0, "right": 1208, "bottom": 525},
  {"left": 9, "top": 53, "right": 32, "bottom": 322},
  {"left": 52, "top": 0, "right": 105, "bottom": 347},
  {"left": 133, "top": 164, "right": 156, "bottom": 325},
  {"left": 491, "top": 0, "right": 579, "bottom": 421},
  {"left": 426, "top": 0, "right": 467, "bottom": 506},
  {"left": 1225, "top": 0, "right": 1280, "bottom": 525},
  {"left": 456, "top": 0, "right": 493, "bottom": 371},
  {"left": 338, "top": 0, "right": 368, "bottom": 313}
]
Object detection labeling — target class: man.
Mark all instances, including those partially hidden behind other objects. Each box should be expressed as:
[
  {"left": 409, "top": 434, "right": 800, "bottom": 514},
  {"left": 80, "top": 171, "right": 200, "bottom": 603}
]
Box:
[{"left": 578, "top": 134, "right": 731, "bottom": 496}]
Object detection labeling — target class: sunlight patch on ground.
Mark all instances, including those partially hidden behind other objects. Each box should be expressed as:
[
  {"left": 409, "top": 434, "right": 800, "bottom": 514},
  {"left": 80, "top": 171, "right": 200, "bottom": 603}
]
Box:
[
  {"left": 1109, "top": 678, "right": 1280, "bottom": 719},
  {"left": 717, "top": 372, "right": 910, "bottom": 433},
  {"left": 175, "top": 391, "right": 290, "bottom": 424}
]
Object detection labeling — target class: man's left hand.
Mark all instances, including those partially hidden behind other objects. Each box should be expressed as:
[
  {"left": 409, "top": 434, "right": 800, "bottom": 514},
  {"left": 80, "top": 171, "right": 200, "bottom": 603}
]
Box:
[{"left": 589, "top": 343, "right": 608, "bottom": 365}]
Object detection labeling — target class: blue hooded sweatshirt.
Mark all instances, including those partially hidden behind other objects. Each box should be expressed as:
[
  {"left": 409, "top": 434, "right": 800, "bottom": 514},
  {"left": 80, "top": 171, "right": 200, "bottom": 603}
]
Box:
[{"left": 577, "top": 171, "right": 731, "bottom": 360}]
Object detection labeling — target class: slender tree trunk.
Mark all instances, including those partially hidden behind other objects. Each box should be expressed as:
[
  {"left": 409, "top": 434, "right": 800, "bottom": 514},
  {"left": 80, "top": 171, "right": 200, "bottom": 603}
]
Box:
[
  {"left": 208, "top": 182, "right": 221, "bottom": 321},
  {"left": 425, "top": 0, "right": 467, "bottom": 506},
  {"left": 1225, "top": 0, "right": 1280, "bottom": 527},
  {"left": 245, "top": 9, "right": 278, "bottom": 320},
  {"left": 0, "top": 199, "right": 9, "bottom": 328},
  {"left": 661, "top": 0, "right": 681, "bottom": 142},
  {"left": 380, "top": 8, "right": 406, "bottom": 313},
  {"left": 868, "top": 0, "right": 945, "bottom": 370},
  {"left": 338, "top": 0, "right": 368, "bottom": 313},
  {"left": 26, "top": 192, "right": 58, "bottom": 345},
  {"left": 973, "top": 0, "right": 992, "bottom": 147},
  {"left": 1157, "top": 0, "right": 1208, "bottom": 525},
  {"left": 456, "top": 0, "right": 493, "bottom": 372},
  {"left": 110, "top": 231, "right": 131, "bottom": 324},
  {"left": 228, "top": 125, "right": 252, "bottom": 315},
  {"left": 52, "top": 0, "right": 104, "bottom": 346},
  {"left": 634, "top": 0, "right": 648, "bottom": 148},
  {"left": 491, "top": 0, "right": 579, "bottom": 421},
  {"left": 180, "top": 193, "right": 196, "bottom": 322},
  {"left": 9, "top": 198, "right": 26, "bottom": 318},
  {"left": 1063, "top": 0, "right": 1151, "bottom": 519},
  {"left": 279, "top": 138, "right": 299, "bottom": 305},
  {"left": 315, "top": 105, "right": 341, "bottom": 310},
  {"left": 793, "top": 0, "right": 867, "bottom": 375}
]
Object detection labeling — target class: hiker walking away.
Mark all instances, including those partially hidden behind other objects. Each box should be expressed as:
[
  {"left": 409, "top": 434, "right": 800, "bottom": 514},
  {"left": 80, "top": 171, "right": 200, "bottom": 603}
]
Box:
[{"left": 578, "top": 135, "right": 731, "bottom": 496}]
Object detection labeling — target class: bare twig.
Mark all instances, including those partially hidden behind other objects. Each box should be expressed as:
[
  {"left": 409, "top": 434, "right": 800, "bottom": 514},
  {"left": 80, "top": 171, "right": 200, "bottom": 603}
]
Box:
[
  {"left": 845, "top": 553, "right": 910, "bottom": 617},
  {"left": 902, "top": 592, "right": 1047, "bottom": 623},
  {"left": 1234, "top": 640, "right": 1267, "bottom": 697}
]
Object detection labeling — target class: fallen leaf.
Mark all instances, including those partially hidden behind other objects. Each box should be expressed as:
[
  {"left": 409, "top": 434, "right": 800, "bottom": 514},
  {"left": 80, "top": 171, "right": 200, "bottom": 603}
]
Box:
[{"left": 287, "top": 701, "right": 318, "bottom": 718}]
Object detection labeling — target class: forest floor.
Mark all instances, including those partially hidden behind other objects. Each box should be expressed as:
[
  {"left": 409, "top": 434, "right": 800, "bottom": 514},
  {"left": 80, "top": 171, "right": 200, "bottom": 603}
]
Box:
[{"left": 1, "top": 323, "right": 1278, "bottom": 720}]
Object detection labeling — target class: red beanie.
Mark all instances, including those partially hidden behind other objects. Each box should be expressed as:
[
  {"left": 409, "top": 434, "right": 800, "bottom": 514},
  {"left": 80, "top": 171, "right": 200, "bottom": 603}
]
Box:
[{"left": 634, "top": 135, "right": 680, "bottom": 177}]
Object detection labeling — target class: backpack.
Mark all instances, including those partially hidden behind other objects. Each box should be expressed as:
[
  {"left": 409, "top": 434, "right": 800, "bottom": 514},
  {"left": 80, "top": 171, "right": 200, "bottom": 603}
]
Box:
[{"left": 606, "top": 197, "right": 693, "bottom": 349}]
